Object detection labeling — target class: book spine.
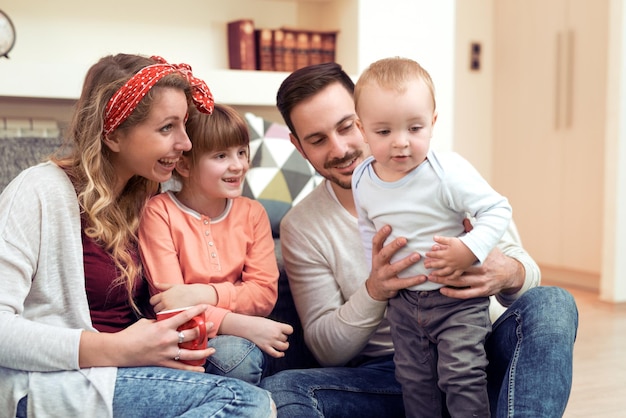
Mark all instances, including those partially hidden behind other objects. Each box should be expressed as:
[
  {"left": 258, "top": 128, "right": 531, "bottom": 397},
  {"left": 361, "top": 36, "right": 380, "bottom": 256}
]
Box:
[
  {"left": 321, "top": 32, "right": 336, "bottom": 64},
  {"left": 227, "top": 19, "right": 256, "bottom": 70},
  {"left": 255, "top": 28, "right": 274, "bottom": 71},
  {"left": 295, "top": 31, "right": 310, "bottom": 70},
  {"left": 282, "top": 29, "right": 297, "bottom": 73},
  {"left": 272, "top": 29, "right": 285, "bottom": 72},
  {"left": 309, "top": 33, "right": 323, "bottom": 66}
]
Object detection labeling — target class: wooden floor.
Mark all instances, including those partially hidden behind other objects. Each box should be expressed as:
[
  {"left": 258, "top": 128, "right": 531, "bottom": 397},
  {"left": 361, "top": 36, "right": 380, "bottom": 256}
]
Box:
[{"left": 549, "top": 283, "right": 626, "bottom": 417}]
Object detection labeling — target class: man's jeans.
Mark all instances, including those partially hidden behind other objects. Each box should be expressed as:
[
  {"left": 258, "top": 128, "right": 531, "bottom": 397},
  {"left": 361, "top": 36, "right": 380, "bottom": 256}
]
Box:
[
  {"left": 486, "top": 286, "right": 578, "bottom": 417},
  {"left": 260, "top": 286, "right": 578, "bottom": 418},
  {"left": 261, "top": 354, "right": 404, "bottom": 418}
]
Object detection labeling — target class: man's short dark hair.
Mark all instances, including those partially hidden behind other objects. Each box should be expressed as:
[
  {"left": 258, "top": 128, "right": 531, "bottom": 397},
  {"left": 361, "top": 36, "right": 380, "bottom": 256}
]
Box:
[{"left": 276, "top": 62, "right": 355, "bottom": 140}]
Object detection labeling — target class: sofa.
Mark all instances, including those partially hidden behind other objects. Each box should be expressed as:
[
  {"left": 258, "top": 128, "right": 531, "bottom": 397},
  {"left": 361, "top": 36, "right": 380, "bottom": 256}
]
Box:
[
  {"left": 0, "top": 112, "right": 321, "bottom": 376},
  {"left": 0, "top": 135, "right": 64, "bottom": 191},
  {"left": 242, "top": 112, "right": 321, "bottom": 375}
]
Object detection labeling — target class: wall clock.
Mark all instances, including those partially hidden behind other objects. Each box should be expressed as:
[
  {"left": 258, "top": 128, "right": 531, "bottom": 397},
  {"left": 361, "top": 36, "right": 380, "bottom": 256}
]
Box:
[{"left": 0, "top": 10, "right": 16, "bottom": 58}]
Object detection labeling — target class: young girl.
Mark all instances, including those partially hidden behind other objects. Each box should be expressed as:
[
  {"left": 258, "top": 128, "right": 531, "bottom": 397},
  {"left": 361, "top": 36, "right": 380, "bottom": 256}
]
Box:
[{"left": 139, "top": 104, "right": 293, "bottom": 385}]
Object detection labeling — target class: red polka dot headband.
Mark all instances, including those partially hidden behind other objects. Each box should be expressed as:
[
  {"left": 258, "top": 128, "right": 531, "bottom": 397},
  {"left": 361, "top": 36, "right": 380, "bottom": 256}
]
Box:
[{"left": 103, "top": 55, "right": 214, "bottom": 136}]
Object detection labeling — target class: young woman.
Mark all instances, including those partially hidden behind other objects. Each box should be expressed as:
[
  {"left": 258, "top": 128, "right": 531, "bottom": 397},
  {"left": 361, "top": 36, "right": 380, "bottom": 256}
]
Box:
[{"left": 0, "top": 53, "right": 275, "bottom": 418}]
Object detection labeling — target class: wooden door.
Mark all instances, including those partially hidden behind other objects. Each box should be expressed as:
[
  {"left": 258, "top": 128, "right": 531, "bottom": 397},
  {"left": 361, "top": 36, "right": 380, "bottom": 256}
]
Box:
[
  {"left": 493, "top": 0, "right": 565, "bottom": 267},
  {"left": 492, "top": 0, "right": 607, "bottom": 286},
  {"left": 559, "top": 0, "right": 607, "bottom": 274}
]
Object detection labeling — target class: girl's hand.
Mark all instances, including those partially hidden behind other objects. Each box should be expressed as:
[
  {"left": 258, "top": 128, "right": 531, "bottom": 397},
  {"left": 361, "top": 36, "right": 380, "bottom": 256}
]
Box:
[
  {"left": 220, "top": 314, "right": 294, "bottom": 358},
  {"left": 150, "top": 283, "right": 217, "bottom": 313},
  {"left": 241, "top": 317, "right": 294, "bottom": 358}
]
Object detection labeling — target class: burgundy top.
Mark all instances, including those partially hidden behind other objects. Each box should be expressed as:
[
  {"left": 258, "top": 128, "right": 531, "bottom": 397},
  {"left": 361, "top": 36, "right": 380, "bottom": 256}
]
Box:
[{"left": 82, "top": 226, "right": 151, "bottom": 333}]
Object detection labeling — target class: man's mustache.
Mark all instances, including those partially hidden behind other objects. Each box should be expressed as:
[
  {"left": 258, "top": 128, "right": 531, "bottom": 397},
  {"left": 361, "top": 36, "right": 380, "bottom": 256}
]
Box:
[{"left": 324, "top": 150, "right": 363, "bottom": 169}]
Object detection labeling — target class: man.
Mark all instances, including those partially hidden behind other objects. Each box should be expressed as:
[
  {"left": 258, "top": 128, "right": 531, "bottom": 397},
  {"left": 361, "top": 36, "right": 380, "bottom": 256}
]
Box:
[{"left": 260, "top": 62, "right": 578, "bottom": 417}]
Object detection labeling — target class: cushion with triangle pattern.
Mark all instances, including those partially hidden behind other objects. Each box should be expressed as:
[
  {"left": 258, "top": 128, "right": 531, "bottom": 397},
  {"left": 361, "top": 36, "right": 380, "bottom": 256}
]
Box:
[{"left": 243, "top": 112, "right": 322, "bottom": 237}]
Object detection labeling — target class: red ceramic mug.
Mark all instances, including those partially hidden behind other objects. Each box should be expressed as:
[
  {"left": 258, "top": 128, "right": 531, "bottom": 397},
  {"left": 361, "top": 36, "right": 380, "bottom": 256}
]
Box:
[{"left": 156, "top": 306, "right": 208, "bottom": 366}]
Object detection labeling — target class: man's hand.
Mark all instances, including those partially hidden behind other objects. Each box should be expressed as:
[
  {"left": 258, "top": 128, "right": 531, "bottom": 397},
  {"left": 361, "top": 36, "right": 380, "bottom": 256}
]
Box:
[
  {"left": 365, "top": 225, "right": 427, "bottom": 301},
  {"left": 426, "top": 247, "right": 525, "bottom": 299}
]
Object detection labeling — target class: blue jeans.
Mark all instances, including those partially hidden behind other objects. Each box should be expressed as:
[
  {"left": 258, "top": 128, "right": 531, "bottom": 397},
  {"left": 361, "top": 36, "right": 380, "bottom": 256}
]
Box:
[
  {"left": 486, "top": 286, "right": 577, "bottom": 417},
  {"left": 16, "top": 366, "right": 273, "bottom": 417},
  {"left": 261, "top": 354, "right": 404, "bottom": 418},
  {"left": 113, "top": 366, "right": 273, "bottom": 417},
  {"left": 260, "top": 286, "right": 578, "bottom": 418},
  {"left": 206, "top": 335, "right": 265, "bottom": 385}
]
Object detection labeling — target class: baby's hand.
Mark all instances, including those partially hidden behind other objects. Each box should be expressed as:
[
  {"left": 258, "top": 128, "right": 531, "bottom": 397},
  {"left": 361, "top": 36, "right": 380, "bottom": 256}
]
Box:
[
  {"left": 423, "top": 236, "right": 477, "bottom": 280},
  {"left": 241, "top": 317, "right": 294, "bottom": 358}
]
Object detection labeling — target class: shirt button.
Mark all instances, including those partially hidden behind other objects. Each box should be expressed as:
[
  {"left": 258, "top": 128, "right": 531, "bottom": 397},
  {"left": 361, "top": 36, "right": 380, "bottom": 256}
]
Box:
[
  {"left": 205, "top": 230, "right": 210, "bottom": 236},
  {"left": 204, "top": 219, "right": 209, "bottom": 225},
  {"left": 209, "top": 242, "right": 214, "bottom": 246},
  {"left": 211, "top": 253, "right": 216, "bottom": 258}
]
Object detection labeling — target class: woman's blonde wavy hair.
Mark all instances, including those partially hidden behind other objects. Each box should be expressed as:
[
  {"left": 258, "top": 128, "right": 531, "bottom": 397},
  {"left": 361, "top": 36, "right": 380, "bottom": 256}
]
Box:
[{"left": 51, "top": 54, "right": 192, "bottom": 314}]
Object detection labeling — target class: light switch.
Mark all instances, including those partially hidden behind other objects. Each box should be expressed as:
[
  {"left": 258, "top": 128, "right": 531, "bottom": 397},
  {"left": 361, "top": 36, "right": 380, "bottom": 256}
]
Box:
[{"left": 470, "top": 42, "right": 481, "bottom": 71}]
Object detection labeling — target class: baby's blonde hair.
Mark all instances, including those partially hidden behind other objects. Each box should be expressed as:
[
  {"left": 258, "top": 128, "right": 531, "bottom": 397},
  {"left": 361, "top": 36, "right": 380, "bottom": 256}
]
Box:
[{"left": 354, "top": 56, "right": 436, "bottom": 113}]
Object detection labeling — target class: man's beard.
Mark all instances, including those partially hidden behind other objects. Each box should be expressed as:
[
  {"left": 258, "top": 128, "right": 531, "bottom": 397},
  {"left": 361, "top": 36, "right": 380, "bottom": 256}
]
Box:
[
  {"left": 328, "top": 175, "right": 352, "bottom": 190},
  {"left": 323, "top": 150, "right": 362, "bottom": 190}
]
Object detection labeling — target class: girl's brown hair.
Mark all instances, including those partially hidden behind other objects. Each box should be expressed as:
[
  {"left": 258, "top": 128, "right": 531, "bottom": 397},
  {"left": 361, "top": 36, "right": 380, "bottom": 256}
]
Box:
[{"left": 182, "top": 103, "right": 250, "bottom": 170}]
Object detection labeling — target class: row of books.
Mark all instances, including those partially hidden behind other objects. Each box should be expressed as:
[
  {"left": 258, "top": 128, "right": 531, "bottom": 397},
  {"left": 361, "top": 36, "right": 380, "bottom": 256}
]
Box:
[{"left": 228, "top": 19, "right": 338, "bottom": 72}]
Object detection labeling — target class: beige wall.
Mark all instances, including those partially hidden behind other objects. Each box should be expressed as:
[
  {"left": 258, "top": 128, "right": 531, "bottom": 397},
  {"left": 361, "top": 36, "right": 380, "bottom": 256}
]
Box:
[{"left": 453, "top": 0, "right": 493, "bottom": 180}]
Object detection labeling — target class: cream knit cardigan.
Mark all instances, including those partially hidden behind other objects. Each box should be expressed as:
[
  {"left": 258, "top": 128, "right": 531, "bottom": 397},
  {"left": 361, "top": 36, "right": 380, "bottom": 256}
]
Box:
[{"left": 0, "top": 162, "right": 116, "bottom": 417}]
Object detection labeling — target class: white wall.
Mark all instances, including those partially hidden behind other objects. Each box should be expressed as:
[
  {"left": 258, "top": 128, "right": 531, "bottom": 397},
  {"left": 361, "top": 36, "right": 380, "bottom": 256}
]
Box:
[
  {"left": 453, "top": 0, "right": 493, "bottom": 181},
  {"left": 601, "top": 0, "right": 626, "bottom": 302},
  {"left": 356, "top": 0, "right": 456, "bottom": 153},
  {"left": 0, "top": 0, "right": 302, "bottom": 99}
]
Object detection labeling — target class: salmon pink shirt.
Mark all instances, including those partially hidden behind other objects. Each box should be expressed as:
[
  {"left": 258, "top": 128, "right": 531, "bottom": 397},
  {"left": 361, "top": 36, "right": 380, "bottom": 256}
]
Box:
[{"left": 138, "top": 191, "right": 279, "bottom": 337}]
